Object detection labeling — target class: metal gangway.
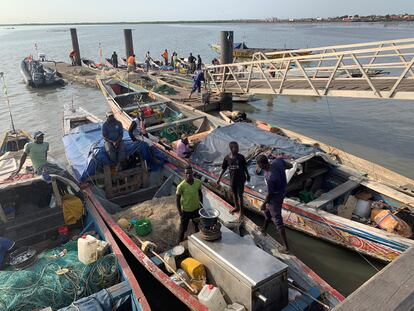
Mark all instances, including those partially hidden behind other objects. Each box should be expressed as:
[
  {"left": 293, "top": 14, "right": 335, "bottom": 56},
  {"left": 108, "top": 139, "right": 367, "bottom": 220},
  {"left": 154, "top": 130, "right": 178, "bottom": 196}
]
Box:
[{"left": 205, "top": 38, "right": 414, "bottom": 100}]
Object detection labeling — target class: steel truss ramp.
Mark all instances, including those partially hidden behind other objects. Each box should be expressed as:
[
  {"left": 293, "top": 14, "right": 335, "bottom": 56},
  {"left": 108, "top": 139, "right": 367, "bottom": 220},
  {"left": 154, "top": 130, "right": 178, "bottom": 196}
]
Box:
[{"left": 205, "top": 38, "right": 414, "bottom": 100}]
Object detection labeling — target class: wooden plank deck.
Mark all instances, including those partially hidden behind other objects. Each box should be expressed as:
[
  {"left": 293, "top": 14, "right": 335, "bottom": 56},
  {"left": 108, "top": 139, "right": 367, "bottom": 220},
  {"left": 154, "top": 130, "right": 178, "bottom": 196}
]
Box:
[{"left": 333, "top": 247, "right": 414, "bottom": 311}]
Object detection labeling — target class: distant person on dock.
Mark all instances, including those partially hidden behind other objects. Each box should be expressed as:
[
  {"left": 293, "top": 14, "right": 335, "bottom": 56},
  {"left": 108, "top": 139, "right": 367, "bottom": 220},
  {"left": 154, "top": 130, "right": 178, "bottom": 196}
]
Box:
[
  {"left": 197, "top": 55, "right": 202, "bottom": 70},
  {"left": 176, "top": 166, "right": 202, "bottom": 241},
  {"left": 256, "top": 154, "right": 292, "bottom": 253},
  {"left": 172, "top": 52, "right": 178, "bottom": 69},
  {"left": 161, "top": 49, "right": 169, "bottom": 66},
  {"left": 127, "top": 54, "right": 136, "bottom": 72},
  {"left": 188, "top": 53, "right": 196, "bottom": 74},
  {"left": 189, "top": 70, "right": 206, "bottom": 99},
  {"left": 176, "top": 134, "right": 193, "bottom": 158},
  {"left": 111, "top": 51, "right": 118, "bottom": 68},
  {"left": 217, "top": 141, "right": 250, "bottom": 216},
  {"left": 128, "top": 110, "right": 148, "bottom": 140},
  {"left": 102, "top": 111, "right": 126, "bottom": 163},
  {"left": 145, "top": 51, "right": 151, "bottom": 72},
  {"left": 69, "top": 50, "right": 77, "bottom": 66},
  {"left": 13, "top": 131, "right": 49, "bottom": 175}
]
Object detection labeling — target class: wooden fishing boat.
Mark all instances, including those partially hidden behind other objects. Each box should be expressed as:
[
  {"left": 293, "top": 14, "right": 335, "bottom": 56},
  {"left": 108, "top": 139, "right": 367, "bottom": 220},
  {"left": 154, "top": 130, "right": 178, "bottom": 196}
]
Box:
[
  {"left": 96, "top": 75, "right": 226, "bottom": 142},
  {"left": 20, "top": 57, "right": 64, "bottom": 88},
  {"left": 96, "top": 76, "right": 414, "bottom": 262},
  {"left": 62, "top": 106, "right": 344, "bottom": 310},
  {"left": 211, "top": 42, "right": 312, "bottom": 60},
  {"left": 0, "top": 141, "right": 149, "bottom": 311},
  {"left": 160, "top": 120, "right": 414, "bottom": 263},
  {"left": 0, "top": 129, "right": 31, "bottom": 156}
]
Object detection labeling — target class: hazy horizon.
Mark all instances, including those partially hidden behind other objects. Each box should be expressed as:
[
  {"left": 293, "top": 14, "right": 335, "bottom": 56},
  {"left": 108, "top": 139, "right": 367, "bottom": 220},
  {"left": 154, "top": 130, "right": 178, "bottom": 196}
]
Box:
[{"left": 1, "top": 0, "right": 414, "bottom": 24}]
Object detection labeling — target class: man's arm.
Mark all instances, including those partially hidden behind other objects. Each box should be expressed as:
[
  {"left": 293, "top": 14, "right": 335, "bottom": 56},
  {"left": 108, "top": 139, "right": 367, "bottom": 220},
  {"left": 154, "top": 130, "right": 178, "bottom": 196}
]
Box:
[
  {"left": 199, "top": 189, "right": 203, "bottom": 206},
  {"left": 176, "top": 194, "right": 182, "bottom": 215},
  {"left": 128, "top": 121, "right": 137, "bottom": 141},
  {"left": 216, "top": 157, "right": 228, "bottom": 185},
  {"left": 13, "top": 152, "right": 28, "bottom": 175}
]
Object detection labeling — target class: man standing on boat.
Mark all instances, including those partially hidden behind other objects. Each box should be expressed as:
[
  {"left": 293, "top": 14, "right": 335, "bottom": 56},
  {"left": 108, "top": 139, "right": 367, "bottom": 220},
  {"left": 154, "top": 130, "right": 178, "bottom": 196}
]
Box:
[
  {"left": 256, "top": 154, "right": 292, "bottom": 253},
  {"left": 176, "top": 166, "right": 203, "bottom": 241},
  {"left": 111, "top": 51, "right": 118, "bottom": 68},
  {"left": 13, "top": 131, "right": 49, "bottom": 175},
  {"left": 188, "top": 53, "right": 196, "bottom": 74},
  {"left": 161, "top": 49, "right": 169, "bottom": 66},
  {"left": 102, "top": 111, "right": 126, "bottom": 163},
  {"left": 127, "top": 54, "right": 136, "bottom": 72},
  {"left": 196, "top": 55, "right": 202, "bottom": 71},
  {"left": 217, "top": 142, "right": 250, "bottom": 216},
  {"left": 145, "top": 51, "right": 151, "bottom": 72},
  {"left": 128, "top": 110, "right": 149, "bottom": 140}
]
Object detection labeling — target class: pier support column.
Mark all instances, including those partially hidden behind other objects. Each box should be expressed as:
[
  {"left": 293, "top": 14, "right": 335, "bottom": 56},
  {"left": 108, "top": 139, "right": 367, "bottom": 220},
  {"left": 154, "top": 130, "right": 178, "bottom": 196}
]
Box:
[
  {"left": 220, "top": 31, "right": 234, "bottom": 111},
  {"left": 70, "top": 28, "right": 81, "bottom": 66},
  {"left": 124, "top": 29, "right": 134, "bottom": 59}
]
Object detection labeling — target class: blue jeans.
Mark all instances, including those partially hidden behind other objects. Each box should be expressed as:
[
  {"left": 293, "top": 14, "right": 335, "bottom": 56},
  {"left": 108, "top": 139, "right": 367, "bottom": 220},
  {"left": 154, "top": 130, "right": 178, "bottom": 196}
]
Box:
[{"left": 264, "top": 200, "right": 285, "bottom": 231}]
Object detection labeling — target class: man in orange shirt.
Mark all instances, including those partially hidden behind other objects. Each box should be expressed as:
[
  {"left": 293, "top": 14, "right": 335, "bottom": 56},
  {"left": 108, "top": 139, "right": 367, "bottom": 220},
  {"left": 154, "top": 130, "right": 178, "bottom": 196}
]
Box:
[
  {"left": 161, "top": 49, "right": 169, "bottom": 66},
  {"left": 127, "top": 54, "right": 135, "bottom": 72}
]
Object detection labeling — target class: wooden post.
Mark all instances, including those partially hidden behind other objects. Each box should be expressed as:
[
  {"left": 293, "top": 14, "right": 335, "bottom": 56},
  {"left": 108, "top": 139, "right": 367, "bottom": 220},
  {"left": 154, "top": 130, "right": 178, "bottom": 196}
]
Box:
[
  {"left": 124, "top": 29, "right": 134, "bottom": 59},
  {"left": 70, "top": 28, "right": 81, "bottom": 66},
  {"left": 220, "top": 31, "right": 233, "bottom": 111}
]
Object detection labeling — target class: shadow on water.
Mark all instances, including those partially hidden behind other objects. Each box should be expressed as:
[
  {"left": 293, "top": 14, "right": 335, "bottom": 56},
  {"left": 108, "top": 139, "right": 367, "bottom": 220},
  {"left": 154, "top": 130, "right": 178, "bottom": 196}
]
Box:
[{"left": 244, "top": 210, "right": 386, "bottom": 297}]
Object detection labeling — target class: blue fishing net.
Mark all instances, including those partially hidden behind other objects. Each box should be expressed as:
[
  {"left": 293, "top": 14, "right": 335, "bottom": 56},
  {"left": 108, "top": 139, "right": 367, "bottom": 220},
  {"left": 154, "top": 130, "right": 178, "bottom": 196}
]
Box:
[{"left": 0, "top": 241, "right": 119, "bottom": 311}]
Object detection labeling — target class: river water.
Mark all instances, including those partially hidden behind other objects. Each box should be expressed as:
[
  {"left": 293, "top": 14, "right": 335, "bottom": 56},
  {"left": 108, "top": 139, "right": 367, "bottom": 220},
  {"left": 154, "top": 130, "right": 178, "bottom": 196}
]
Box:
[{"left": 1, "top": 22, "right": 413, "bottom": 296}]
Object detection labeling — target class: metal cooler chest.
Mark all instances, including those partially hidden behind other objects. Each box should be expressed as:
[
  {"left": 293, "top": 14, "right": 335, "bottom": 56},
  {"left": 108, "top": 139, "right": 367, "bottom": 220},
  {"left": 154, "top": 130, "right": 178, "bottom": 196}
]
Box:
[{"left": 188, "top": 226, "right": 288, "bottom": 311}]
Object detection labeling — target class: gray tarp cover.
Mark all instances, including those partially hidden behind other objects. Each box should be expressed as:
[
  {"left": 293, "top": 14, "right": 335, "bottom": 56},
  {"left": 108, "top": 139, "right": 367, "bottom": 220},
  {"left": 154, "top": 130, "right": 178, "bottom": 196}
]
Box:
[{"left": 191, "top": 123, "right": 322, "bottom": 194}]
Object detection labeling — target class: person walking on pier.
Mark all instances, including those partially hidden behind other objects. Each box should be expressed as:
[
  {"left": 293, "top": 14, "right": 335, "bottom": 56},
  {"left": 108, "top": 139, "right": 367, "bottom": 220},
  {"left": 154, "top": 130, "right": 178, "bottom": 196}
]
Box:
[
  {"left": 161, "top": 49, "right": 169, "bottom": 66},
  {"left": 102, "top": 111, "right": 126, "bottom": 163},
  {"left": 256, "top": 154, "right": 292, "bottom": 253},
  {"left": 188, "top": 70, "right": 205, "bottom": 99},
  {"left": 127, "top": 54, "right": 136, "bottom": 72},
  {"left": 196, "top": 55, "right": 202, "bottom": 71},
  {"left": 217, "top": 142, "right": 250, "bottom": 216},
  {"left": 111, "top": 51, "right": 118, "bottom": 68},
  {"left": 176, "top": 166, "right": 202, "bottom": 241}
]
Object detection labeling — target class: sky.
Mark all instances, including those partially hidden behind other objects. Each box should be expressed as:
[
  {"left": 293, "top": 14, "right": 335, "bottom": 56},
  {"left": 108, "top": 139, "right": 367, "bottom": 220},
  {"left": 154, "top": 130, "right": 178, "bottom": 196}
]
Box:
[{"left": 1, "top": 0, "right": 414, "bottom": 24}]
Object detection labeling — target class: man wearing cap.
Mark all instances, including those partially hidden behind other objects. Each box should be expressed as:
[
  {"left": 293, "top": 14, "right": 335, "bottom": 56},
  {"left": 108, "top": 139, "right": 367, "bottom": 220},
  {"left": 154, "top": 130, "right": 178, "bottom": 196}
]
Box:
[
  {"left": 102, "top": 111, "right": 126, "bottom": 163},
  {"left": 176, "top": 134, "right": 193, "bottom": 158},
  {"left": 14, "top": 131, "right": 49, "bottom": 175}
]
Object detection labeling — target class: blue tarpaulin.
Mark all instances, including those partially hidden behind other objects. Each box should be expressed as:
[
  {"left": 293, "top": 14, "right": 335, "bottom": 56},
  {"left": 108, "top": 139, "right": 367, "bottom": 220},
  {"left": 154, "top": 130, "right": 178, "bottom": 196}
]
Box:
[{"left": 63, "top": 122, "right": 163, "bottom": 182}]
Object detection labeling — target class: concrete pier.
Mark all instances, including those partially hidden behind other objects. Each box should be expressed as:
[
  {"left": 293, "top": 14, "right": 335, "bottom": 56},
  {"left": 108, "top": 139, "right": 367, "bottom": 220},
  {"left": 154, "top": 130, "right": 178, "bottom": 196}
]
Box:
[
  {"left": 70, "top": 28, "right": 81, "bottom": 66},
  {"left": 43, "top": 62, "right": 98, "bottom": 88},
  {"left": 220, "top": 31, "right": 233, "bottom": 111},
  {"left": 333, "top": 247, "right": 414, "bottom": 311}
]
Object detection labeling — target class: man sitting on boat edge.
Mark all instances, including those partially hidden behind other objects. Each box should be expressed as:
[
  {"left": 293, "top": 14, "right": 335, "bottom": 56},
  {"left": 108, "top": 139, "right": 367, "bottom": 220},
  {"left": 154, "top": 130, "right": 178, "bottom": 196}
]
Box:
[{"left": 12, "top": 131, "right": 49, "bottom": 176}]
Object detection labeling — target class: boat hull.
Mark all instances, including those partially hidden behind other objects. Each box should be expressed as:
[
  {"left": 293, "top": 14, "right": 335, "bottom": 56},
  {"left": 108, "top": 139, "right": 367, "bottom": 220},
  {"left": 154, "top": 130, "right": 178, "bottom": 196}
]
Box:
[{"left": 155, "top": 147, "right": 414, "bottom": 263}]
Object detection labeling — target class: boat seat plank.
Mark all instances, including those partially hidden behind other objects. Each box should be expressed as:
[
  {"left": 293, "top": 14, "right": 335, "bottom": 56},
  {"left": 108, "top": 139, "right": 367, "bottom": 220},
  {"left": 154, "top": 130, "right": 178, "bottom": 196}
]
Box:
[
  {"left": 307, "top": 179, "right": 359, "bottom": 208},
  {"left": 361, "top": 180, "right": 414, "bottom": 209},
  {"left": 147, "top": 116, "right": 205, "bottom": 132},
  {"left": 123, "top": 101, "right": 166, "bottom": 113},
  {"left": 115, "top": 91, "right": 146, "bottom": 99},
  {"left": 107, "top": 281, "right": 132, "bottom": 300}
]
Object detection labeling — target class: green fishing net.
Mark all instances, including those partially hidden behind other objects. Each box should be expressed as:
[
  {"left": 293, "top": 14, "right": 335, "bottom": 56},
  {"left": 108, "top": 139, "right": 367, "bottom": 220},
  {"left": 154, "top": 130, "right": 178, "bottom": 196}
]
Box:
[
  {"left": 0, "top": 241, "right": 119, "bottom": 311},
  {"left": 152, "top": 84, "right": 178, "bottom": 95}
]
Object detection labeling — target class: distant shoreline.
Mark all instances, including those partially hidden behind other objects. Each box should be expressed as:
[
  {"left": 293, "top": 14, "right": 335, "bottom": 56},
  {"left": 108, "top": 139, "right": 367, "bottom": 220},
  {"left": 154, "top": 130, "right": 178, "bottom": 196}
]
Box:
[{"left": 1, "top": 19, "right": 414, "bottom": 27}]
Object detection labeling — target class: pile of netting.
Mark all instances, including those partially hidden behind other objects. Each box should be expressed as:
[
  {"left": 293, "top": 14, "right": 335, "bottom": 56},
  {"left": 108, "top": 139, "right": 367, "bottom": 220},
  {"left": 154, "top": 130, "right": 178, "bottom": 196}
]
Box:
[
  {"left": 152, "top": 84, "right": 178, "bottom": 95},
  {"left": 0, "top": 241, "right": 119, "bottom": 311}
]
